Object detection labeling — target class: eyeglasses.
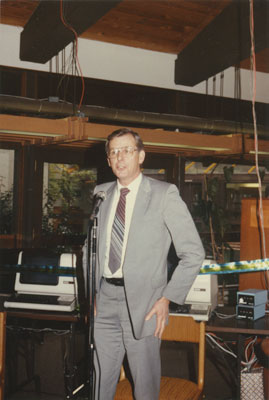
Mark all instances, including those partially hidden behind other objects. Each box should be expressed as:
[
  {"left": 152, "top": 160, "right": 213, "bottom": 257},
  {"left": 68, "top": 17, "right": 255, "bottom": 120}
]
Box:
[{"left": 108, "top": 146, "right": 138, "bottom": 159}]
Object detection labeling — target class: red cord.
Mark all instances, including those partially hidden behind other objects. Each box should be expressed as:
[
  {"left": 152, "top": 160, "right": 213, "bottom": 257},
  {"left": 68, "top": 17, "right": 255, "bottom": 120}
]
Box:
[
  {"left": 250, "top": 0, "right": 267, "bottom": 259},
  {"left": 59, "top": 0, "right": 85, "bottom": 111}
]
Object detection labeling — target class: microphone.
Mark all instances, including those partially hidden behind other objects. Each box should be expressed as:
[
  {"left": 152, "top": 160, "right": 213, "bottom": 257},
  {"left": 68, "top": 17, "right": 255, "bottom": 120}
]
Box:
[{"left": 90, "top": 191, "right": 106, "bottom": 220}]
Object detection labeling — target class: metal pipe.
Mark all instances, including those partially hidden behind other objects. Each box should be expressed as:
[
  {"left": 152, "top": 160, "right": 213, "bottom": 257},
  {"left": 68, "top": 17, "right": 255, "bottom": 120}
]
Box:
[{"left": 1, "top": 94, "right": 268, "bottom": 138}]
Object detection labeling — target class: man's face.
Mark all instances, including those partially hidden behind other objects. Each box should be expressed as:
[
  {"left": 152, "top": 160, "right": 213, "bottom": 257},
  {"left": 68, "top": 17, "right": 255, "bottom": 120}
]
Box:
[{"left": 107, "top": 134, "right": 145, "bottom": 186}]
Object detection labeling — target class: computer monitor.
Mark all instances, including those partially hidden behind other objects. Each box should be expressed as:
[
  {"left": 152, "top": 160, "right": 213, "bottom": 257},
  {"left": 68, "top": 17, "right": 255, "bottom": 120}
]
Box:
[
  {"left": 185, "top": 273, "right": 218, "bottom": 310},
  {"left": 15, "top": 251, "right": 77, "bottom": 296}
]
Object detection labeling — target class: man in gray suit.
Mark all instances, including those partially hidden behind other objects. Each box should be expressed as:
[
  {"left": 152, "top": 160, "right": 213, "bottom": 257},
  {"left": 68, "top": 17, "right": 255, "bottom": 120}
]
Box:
[{"left": 92, "top": 128, "right": 205, "bottom": 400}]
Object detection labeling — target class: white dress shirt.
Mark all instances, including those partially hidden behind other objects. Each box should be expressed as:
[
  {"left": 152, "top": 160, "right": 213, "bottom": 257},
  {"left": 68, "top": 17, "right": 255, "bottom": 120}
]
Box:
[{"left": 103, "top": 173, "right": 142, "bottom": 278}]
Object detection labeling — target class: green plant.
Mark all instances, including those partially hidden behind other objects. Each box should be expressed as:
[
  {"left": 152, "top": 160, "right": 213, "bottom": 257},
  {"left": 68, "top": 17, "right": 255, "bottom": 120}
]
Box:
[
  {"left": 0, "top": 186, "right": 13, "bottom": 234},
  {"left": 42, "top": 164, "right": 96, "bottom": 236}
]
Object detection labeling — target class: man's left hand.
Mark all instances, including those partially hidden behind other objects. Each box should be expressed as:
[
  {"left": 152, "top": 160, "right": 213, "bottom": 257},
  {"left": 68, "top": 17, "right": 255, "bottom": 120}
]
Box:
[{"left": 145, "top": 297, "right": 170, "bottom": 339}]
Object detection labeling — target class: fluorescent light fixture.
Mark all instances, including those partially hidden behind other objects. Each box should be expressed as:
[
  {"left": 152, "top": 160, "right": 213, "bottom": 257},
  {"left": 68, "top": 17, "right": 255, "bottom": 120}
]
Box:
[
  {"left": 0, "top": 129, "right": 63, "bottom": 137},
  {"left": 227, "top": 183, "right": 262, "bottom": 189},
  {"left": 143, "top": 141, "right": 230, "bottom": 151},
  {"left": 249, "top": 150, "right": 269, "bottom": 155}
]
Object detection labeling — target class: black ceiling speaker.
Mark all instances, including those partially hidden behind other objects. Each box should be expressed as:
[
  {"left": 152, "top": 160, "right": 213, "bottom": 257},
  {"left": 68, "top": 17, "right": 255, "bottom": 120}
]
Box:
[
  {"left": 20, "top": 0, "right": 121, "bottom": 64},
  {"left": 175, "top": 0, "right": 269, "bottom": 86}
]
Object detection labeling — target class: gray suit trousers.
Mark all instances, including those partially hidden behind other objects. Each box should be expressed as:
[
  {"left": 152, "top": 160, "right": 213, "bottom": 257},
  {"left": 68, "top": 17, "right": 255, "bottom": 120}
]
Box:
[{"left": 94, "top": 280, "right": 161, "bottom": 400}]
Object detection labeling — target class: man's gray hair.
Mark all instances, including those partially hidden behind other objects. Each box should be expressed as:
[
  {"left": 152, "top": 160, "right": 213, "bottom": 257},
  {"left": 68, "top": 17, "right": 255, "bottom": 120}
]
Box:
[{"left": 105, "top": 128, "right": 145, "bottom": 154}]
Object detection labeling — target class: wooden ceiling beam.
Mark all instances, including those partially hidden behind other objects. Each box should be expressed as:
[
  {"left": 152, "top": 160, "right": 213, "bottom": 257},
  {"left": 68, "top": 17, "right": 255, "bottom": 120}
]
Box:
[
  {"left": 0, "top": 114, "right": 69, "bottom": 136},
  {"left": 2, "top": 114, "right": 269, "bottom": 165},
  {"left": 0, "top": 114, "right": 240, "bottom": 153}
]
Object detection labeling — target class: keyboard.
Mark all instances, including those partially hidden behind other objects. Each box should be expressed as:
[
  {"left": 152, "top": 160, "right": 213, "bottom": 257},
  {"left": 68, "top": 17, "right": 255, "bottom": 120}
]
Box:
[
  {"left": 7, "top": 293, "right": 60, "bottom": 305},
  {"left": 4, "top": 292, "right": 76, "bottom": 312},
  {"left": 169, "top": 302, "right": 211, "bottom": 321}
]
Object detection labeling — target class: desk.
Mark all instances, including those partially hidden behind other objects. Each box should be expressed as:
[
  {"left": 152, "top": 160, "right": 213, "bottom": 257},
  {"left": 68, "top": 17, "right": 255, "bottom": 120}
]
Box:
[
  {"left": 206, "top": 309, "right": 269, "bottom": 335},
  {"left": 206, "top": 308, "right": 269, "bottom": 400},
  {"left": 4, "top": 307, "right": 87, "bottom": 399}
]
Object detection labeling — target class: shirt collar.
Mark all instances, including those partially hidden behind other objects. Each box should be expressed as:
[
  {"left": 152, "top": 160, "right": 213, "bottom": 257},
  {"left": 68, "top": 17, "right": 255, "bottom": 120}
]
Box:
[{"left": 117, "top": 173, "right": 142, "bottom": 193}]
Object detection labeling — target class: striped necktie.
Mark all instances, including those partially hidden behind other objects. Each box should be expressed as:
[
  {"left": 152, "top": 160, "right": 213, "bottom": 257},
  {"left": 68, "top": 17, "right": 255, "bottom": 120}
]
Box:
[{"left": 109, "top": 188, "right": 130, "bottom": 274}]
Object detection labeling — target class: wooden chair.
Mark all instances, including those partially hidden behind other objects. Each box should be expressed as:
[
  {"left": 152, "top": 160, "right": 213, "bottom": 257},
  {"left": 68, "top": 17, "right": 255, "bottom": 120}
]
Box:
[
  {"left": 115, "top": 315, "right": 206, "bottom": 400},
  {"left": 0, "top": 312, "right": 7, "bottom": 400}
]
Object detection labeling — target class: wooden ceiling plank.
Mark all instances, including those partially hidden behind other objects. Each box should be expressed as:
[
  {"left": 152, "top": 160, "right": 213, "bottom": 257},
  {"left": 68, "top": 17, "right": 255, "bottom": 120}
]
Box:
[
  {"left": 107, "top": 1, "right": 206, "bottom": 30},
  {"left": 0, "top": 0, "right": 38, "bottom": 26},
  {"left": 83, "top": 21, "right": 186, "bottom": 54},
  {"left": 109, "top": 0, "right": 230, "bottom": 27},
  {"left": 83, "top": 0, "right": 230, "bottom": 54}
]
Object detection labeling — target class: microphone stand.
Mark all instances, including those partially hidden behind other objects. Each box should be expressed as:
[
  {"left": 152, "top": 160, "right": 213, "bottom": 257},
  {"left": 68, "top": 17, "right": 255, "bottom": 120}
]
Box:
[
  {"left": 86, "top": 216, "right": 98, "bottom": 400},
  {"left": 76, "top": 193, "right": 104, "bottom": 399}
]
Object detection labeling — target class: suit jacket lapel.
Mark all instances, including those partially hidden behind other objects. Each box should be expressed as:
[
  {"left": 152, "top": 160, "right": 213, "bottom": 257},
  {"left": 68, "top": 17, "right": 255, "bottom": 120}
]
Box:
[
  {"left": 124, "top": 176, "right": 151, "bottom": 264},
  {"left": 131, "top": 175, "right": 151, "bottom": 220}
]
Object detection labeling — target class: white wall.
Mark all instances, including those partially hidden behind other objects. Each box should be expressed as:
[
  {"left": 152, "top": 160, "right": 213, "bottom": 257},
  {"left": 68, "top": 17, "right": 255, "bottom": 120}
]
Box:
[{"left": 1, "top": 23, "right": 268, "bottom": 104}]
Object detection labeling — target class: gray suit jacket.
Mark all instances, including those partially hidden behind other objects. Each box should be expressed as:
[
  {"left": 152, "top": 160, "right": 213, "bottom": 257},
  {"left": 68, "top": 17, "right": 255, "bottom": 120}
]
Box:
[{"left": 93, "top": 175, "right": 205, "bottom": 339}]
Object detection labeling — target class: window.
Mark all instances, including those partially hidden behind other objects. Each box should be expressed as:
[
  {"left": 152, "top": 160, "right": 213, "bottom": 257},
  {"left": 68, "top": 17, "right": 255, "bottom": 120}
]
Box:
[
  {"left": 143, "top": 168, "right": 167, "bottom": 181},
  {"left": 185, "top": 161, "right": 268, "bottom": 262},
  {"left": 42, "top": 163, "right": 97, "bottom": 237},
  {"left": 0, "top": 149, "right": 14, "bottom": 234}
]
